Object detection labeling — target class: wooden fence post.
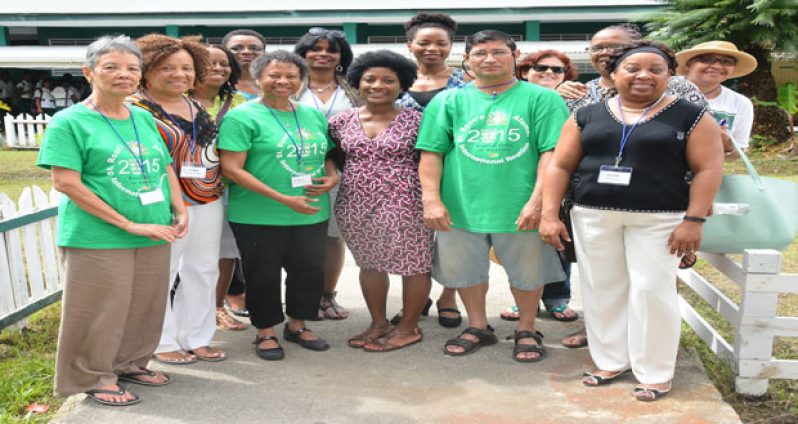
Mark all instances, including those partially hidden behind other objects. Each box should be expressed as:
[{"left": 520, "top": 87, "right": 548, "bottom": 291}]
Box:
[{"left": 734, "top": 249, "right": 782, "bottom": 396}]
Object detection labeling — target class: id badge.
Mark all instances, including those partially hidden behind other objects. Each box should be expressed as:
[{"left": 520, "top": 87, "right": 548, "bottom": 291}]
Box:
[
  {"left": 598, "top": 165, "right": 633, "bottom": 186},
  {"left": 180, "top": 162, "right": 206, "bottom": 179},
  {"left": 139, "top": 188, "right": 165, "bottom": 205},
  {"left": 291, "top": 174, "right": 313, "bottom": 188}
]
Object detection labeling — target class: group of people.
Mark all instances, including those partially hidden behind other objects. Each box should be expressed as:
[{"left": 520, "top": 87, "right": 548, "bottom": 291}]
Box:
[
  {"left": 0, "top": 71, "right": 88, "bottom": 116},
  {"left": 37, "top": 11, "right": 757, "bottom": 407}
]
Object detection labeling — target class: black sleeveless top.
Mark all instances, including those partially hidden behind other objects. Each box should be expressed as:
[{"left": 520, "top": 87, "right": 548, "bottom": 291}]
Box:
[
  {"left": 407, "top": 87, "right": 445, "bottom": 108},
  {"left": 573, "top": 98, "right": 706, "bottom": 212}
]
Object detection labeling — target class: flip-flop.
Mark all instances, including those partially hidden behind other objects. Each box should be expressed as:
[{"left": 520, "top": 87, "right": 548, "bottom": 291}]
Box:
[
  {"left": 500, "top": 305, "right": 520, "bottom": 321},
  {"left": 582, "top": 369, "right": 631, "bottom": 386},
  {"left": 634, "top": 381, "right": 672, "bottom": 402},
  {"left": 187, "top": 347, "right": 227, "bottom": 362},
  {"left": 85, "top": 387, "right": 141, "bottom": 406},
  {"left": 548, "top": 304, "right": 579, "bottom": 322},
  {"left": 117, "top": 368, "right": 172, "bottom": 386},
  {"left": 153, "top": 351, "right": 198, "bottom": 365},
  {"left": 561, "top": 329, "right": 588, "bottom": 348}
]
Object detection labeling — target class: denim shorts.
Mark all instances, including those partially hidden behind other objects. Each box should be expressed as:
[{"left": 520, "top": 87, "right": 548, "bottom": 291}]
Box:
[{"left": 432, "top": 228, "right": 566, "bottom": 291}]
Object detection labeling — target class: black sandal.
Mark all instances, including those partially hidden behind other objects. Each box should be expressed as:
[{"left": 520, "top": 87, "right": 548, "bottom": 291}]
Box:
[
  {"left": 117, "top": 368, "right": 172, "bottom": 386},
  {"left": 253, "top": 335, "right": 284, "bottom": 361},
  {"left": 679, "top": 252, "right": 697, "bottom": 269},
  {"left": 582, "top": 369, "right": 631, "bottom": 386},
  {"left": 436, "top": 302, "right": 463, "bottom": 328},
  {"left": 512, "top": 330, "right": 547, "bottom": 363},
  {"left": 85, "top": 387, "right": 141, "bottom": 406},
  {"left": 443, "top": 326, "right": 498, "bottom": 356}
]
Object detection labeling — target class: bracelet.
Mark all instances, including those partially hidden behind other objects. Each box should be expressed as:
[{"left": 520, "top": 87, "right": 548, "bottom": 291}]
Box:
[{"left": 683, "top": 215, "right": 706, "bottom": 223}]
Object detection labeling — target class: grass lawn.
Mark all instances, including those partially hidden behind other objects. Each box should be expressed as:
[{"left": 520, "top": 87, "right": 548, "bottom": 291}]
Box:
[{"left": 0, "top": 148, "right": 796, "bottom": 422}]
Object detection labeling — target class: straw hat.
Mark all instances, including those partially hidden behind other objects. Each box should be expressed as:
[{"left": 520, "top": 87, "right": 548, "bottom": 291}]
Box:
[{"left": 676, "top": 40, "right": 758, "bottom": 78}]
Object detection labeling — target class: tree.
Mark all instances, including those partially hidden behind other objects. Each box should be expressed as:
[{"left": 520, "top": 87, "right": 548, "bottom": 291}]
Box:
[{"left": 639, "top": 0, "right": 798, "bottom": 144}]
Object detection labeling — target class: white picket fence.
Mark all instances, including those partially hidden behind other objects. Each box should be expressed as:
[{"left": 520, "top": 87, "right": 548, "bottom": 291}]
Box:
[
  {"left": 678, "top": 250, "right": 798, "bottom": 396},
  {"left": 2, "top": 113, "right": 52, "bottom": 149},
  {"left": 0, "top": 185, "right": 62, "bottom": 330}
]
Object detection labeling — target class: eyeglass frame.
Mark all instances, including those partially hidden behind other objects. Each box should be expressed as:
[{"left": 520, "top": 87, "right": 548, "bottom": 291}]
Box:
[
  {"left": 586, "top": 44, "right": 625, "bottom": 54},
  {"left": 691, "top": 54, "right": 738, "bottom": 67},
  {"left": 468, "top": 49, "right": 513, "bottom": 60},
  {"left": 530, "top": 64, "right": 568, "bottom": 74}
]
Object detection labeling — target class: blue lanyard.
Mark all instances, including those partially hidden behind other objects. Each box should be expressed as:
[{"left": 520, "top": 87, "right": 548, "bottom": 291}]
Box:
[
  {"left": 309, "top": 84, "right": 339, "bottom": 118},
  {"left": 89, "top": 101, "right": 150, "bottom": 185},
  {"left": 262, "top": 101, "right": 304, "bottom": 165},
  {"left": 144, "top": 92, "right": 198, "bottom": 155},
  {"left": 615, "top": 94, "right": 664, "bottom": 166}
]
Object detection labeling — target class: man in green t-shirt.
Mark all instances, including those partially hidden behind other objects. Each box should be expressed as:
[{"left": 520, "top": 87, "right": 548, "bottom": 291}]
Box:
[{"left": 416, "top": 30, "right": 569, "bottom": 362}]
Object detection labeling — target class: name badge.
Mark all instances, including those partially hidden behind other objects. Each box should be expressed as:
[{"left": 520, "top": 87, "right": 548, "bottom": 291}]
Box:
[
  {"left": 291, "top": 174, "right": 313, "bottom": 188},
  {"left": 598, "top": 165, "right": 633, "bottom": 186},
  {"left": 139, "top": 188, "right": 165, "bottom": 205},
  {"left": 180, "top": 162, "right": 206, "bottom": 179}
]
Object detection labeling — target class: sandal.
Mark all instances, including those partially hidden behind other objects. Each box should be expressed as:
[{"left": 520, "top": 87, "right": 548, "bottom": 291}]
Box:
[
  {"left": 436, "top": 301, "right": 462, "bottom": 328},
  {"left": 390, "top": 298, "right": 432, "bottom": 326},
  {"left": 348, "top": 322, "right": 391, "bottom": 349},
  {"left": 548, "top": 304, "right": 578, "bottom": 322},
  {"left": 319, "top": 291, "right": 349, "bottom": 320},
  {"left": 363, "top": 327, "right": 423, "bottom": 353},
  {"left": 500, "top": 305, "right": 520, "bottom": 321},
  {"left": 561, "top": 328, "right": 588, "bottom": 349},
  {"left": 224, "top": 298, "right": 249, "bottom": 318},
  {"left": 679, "top": 252, "right": 697, "bottom": 269},
  {"left": 582, "top": 369, "right": 631, "bottom": 387},
  {"left": 283, "top": 325, "right": 330, "bottom": 351},
  {"left": 187, "top": 346, "right": 226, "bottom": 362},
  {"left": 512, "top": 330, "right": 547, "bottom": 363},
  {"left": 85, "top": 387, "right": 141, "bottom": 406},
  {"left": 117, "top": 368, "right": 172, "bottom": 386},
  {"left": 443, "top": 326, "right": 498, "bottom": 356},
  {"left": 153, "top": 351, "right": 197, "bottom": 365},
  {"left": 216, "top": 307, "right": 248, "bottom": 331},
  {"left": 253, "top": 335, "right": 284, "bottom": 361},
  {"left": 634, "top": 381, "right": 672, "bottom": 402}
]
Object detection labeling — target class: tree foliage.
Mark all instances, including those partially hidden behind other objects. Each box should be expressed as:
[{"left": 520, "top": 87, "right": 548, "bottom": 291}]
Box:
[{"left": 641, "top": 0, "right": 798, "bottom": 52}]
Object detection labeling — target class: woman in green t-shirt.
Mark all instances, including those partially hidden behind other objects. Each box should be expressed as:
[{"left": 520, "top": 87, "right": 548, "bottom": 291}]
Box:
[
  {"left": 37, "top": 35, "right": 188, "bottom": 407},
  {"left": 219, "top": 51, "right": 340, "bottom": 361}
]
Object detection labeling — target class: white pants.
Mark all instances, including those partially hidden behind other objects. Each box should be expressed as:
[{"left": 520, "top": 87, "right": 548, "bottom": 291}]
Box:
[
  {"left": 157, "top": 199, "right": 223, "bottom": 353},
  {"left": 571, "top": 206, "right": 682, "bottom": 384}
]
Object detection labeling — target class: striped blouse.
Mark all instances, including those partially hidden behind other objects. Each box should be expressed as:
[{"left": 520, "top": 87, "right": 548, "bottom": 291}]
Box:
[{"left": 129, "top": 94, "right": 222, "bottom": 206}]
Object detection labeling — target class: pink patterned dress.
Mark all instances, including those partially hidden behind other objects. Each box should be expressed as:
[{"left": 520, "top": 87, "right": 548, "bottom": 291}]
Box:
[{"left": 329, "top": 108, "right": 434, "bottom": 276}]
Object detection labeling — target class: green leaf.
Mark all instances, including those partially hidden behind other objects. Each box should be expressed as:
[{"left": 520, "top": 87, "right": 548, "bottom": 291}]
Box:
[{"left": 777, "top": 83, "right": 798, "bottom": 115}]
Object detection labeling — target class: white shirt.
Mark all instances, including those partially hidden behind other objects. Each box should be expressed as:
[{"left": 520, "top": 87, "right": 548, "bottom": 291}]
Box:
[
  {"left": 0, "top": 81, "right": 11, "bottom": 99},
  {"left": 297, "top": 86, "right": 354, "bottom": 121},
  {"left": 51, "top": 85, "right": 79, "bottom": 108},
  {"left": 34, "top": 87, "right": 56, "bottom": 110},
  {"left": 707, "top": 86, "right": 754, "bottom": 148}
]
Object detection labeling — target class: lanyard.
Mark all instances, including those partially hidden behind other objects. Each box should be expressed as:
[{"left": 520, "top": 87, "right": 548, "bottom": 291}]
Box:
[
  {"left": 309, "top": 84, "right": 339, "bottom": 118},
  {"left": 144, "top": 92, "right": 198, "bottom": 155},
  {"left": 262, "top": 100, "right": 304, "bottom": 165},
  {"left": 88, "top": 101, "right": 150, "bottom": 184},
  {"left": 615, "top": 94, "right": 665, "bottom": 166}
]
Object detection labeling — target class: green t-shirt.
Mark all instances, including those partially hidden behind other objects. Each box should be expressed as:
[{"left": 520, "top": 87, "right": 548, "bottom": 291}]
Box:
[
  {"left": 36, "top": 104, "right": 173, "bottom": 248},
  {"left": 416, "top": 82, "right": 569, "bottom": 233},
  {"left": 218, "top": 101, "right": 332, "bottom": 226}
]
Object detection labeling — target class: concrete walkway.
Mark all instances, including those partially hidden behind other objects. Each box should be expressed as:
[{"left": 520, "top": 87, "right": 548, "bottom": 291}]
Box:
[{"left": 53, "top": 253, "right": 741, "bottom": 424}]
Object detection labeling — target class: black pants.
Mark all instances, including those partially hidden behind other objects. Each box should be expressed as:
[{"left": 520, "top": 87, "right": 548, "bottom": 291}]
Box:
[{"left": 230, "top": 221, "right": 327, "bottom": 329}]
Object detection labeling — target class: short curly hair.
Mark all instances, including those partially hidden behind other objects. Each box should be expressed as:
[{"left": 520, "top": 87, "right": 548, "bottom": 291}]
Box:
[
  {"left": 346, "top": 50, "right": 417, "bottom": 93},
  {"left": 605, "top": 39, "right": 677, "bottom": 75},
  {"left": 136, "top": 33, "right": 210, "bottom": 89},
  {"left": 517, "top": 49, "right": 579, "bottom": 82},
  {"left": 404, "top": 12, "right": 458, "bottom": 42}
]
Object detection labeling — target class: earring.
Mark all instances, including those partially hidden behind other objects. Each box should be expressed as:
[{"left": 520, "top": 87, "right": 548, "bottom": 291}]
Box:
[{"left": 335, "top": 65, "right": 343, "bottom": 73}]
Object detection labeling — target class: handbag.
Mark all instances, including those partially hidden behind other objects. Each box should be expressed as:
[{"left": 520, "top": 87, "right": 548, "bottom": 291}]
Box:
[{"left": 700, "top": 138, "right": 798, "bottom": 254}]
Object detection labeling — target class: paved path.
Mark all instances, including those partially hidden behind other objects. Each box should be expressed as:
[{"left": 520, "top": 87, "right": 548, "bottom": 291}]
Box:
[{"left": 54, "top": 253, "right": 741, "bottom": 424}]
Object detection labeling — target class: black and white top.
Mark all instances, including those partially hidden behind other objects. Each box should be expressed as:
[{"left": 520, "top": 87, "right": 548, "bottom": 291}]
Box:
[{"left": 573, "top": 98, "right": 706, "bottom": 212}]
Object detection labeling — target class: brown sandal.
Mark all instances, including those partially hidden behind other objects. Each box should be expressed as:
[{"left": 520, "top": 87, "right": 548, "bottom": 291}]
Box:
[
  {"left": 363, "top": 327, "right": 423, "bottom": 353},
  {"left": 216, "top": 307, "right": 248, "bottom": 331},
  {"left": 348, "top": 323, "right": 391, "bottom": 348},
  {"left": 320, "top": 291, "right": 350, "bottom": 320}
]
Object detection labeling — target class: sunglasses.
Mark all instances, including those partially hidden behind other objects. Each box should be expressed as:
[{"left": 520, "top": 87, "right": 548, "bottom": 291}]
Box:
[
  {"left": 693, "top": 55, "right": 737, "bottom": 67},
  {"left": 531, "top": 64, "right": 567, "bottom": 74},
  {"left": 308, "top": 27, "right": 346, "bottom": 39}
]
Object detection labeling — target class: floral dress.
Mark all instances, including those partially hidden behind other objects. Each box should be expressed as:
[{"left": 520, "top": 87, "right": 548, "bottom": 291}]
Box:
[{"left": 328, "top": 108, "right": 433, "bottom": 276}]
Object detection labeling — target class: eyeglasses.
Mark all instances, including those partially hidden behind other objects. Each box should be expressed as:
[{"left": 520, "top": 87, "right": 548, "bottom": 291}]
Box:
[
  {"left": 531, "top": 64, "right": 567, "bottom": 74},
  {"left": 693, "top": 55, "right": 737, "bottom": 66},
  {"left": 229, "top": 45, "right": 265, "bottom": 53},
  {"left": 469, "top": 50, "right": 512, "bottom": 60},
  {"left": 308, "top": 27, "right": 346, "bottom": 39},
  {"left": 587, "top": 44, "right": 624, "bottom": 54}
]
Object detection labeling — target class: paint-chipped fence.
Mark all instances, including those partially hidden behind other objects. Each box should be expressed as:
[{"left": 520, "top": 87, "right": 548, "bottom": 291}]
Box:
[
  {"left": 0, "top": 186, "right": 61, "bottom": 330},
  {"left": 678, "top": 250, "right": 798, "bottom": 396},
  {"left": 3, "top": 113, "right": 51, "bottom": 149}
]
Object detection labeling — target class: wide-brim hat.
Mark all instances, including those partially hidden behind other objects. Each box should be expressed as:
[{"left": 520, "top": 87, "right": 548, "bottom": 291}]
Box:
[{"left": 676, "top": 40, "right": 758, "bottom": 79}]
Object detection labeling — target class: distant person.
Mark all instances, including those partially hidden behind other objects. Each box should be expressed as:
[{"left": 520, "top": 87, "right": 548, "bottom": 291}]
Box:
[
  {"left": 38, "top": 35, "right": 187, "bottom": 407},
  {"left": 222, "top": 29, "right": 266, "bottom": 101},
  {"left": 52, "top": 74, "right": 81, "bottom": 112},
  {"left": 15, "top": 73, "right": 34, "bottom": 115},
  {"left": 33, "top": 79, "right": 57, "bottom": 116}
]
